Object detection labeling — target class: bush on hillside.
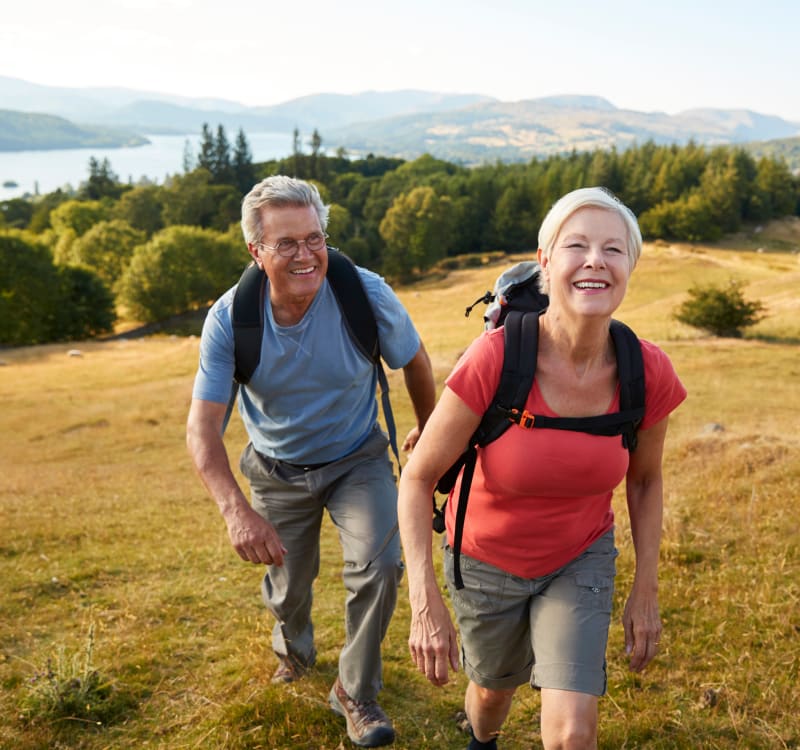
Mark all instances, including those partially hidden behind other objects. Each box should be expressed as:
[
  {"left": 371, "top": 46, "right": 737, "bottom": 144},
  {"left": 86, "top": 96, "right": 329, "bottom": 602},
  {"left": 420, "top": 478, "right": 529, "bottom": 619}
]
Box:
[
  {"left": 674, "top": 279, "right": 766, "bottom": 337},
  {"left": 116, "top": 225, "right": 245, "bottom": 322},
  {"left": 0, "top": 231, "right": 116, "bottom": 345}
]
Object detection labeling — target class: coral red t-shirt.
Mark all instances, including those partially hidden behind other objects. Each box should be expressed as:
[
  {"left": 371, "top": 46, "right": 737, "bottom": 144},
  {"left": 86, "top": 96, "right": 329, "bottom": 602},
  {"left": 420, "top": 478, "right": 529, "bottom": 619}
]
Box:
[{"left": 445, "top": 327, "right": 687, "bottom": 579}]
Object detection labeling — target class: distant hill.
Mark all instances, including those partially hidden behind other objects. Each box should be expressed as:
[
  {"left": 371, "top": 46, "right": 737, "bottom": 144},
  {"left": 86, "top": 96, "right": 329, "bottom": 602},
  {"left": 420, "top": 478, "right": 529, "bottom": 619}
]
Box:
[
  {"left": 326, "top": 96, "right": 800, "bottom": 164},
  {"left": 249, "top": 90, "right": 498, "bottom": 128},
  {"left": 743, "top": 136, "right": 800, "bottom": 172},
  {"left": 1, "top": 76, "right": 799, "bottom": 163},
  {"left": 0, "top": 109, "right": 148, "bottom": 151},
  {"left": 0, "top": 76, "right": 494, "bottom": 136}
]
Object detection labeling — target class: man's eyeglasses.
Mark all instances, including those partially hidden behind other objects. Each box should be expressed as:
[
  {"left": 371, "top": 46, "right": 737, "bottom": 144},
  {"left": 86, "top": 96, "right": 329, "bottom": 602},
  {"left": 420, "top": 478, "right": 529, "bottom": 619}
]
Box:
[{"left": 256, "top": 232, "right": 328, "bottom": 258}]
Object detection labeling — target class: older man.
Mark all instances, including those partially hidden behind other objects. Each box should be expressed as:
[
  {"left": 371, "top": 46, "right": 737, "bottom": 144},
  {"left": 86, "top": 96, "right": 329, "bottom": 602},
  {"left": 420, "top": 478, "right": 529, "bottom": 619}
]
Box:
[{"left": 187, "top": 175, "right": 435, "bottom": 748}]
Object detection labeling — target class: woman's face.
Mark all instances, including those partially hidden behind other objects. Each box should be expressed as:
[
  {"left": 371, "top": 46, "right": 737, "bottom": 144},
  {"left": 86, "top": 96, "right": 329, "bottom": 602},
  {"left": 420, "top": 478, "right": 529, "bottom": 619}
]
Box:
[{"left": 538, "top": 206, "right": 631, "bottom": 319}]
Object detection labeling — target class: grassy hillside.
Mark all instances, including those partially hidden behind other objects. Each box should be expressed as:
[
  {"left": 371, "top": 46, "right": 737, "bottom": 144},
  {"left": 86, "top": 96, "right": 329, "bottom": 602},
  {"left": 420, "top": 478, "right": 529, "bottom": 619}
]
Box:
[{"left": 1, "top": 240, "right": 798, "bottom": 749}]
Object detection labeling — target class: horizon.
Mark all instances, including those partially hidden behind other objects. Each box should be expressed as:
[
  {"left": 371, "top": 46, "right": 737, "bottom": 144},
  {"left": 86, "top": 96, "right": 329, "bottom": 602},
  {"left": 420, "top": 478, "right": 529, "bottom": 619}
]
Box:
[
  {"left": 5, "top": 74, "right": 799, "bottom": 123},
  {"left": 2, "top": 0, "right": 800, "bottom": 122}
]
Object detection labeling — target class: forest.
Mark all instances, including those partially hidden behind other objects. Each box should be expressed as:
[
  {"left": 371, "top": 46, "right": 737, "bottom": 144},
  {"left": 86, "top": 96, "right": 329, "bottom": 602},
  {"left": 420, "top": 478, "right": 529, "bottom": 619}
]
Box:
[{"left": 1, "top": 124, "right": 799, "bottom": 346}]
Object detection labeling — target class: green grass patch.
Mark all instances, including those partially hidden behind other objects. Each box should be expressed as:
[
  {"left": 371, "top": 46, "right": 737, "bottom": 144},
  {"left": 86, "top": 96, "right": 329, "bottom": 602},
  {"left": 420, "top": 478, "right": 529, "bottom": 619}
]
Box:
[{"left": 1, "top": 240, "right": 799, "bottom": 748}]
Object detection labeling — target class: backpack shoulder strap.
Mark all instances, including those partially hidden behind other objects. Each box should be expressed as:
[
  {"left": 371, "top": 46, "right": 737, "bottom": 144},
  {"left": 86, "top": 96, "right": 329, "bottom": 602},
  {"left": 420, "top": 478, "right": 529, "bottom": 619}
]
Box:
[
  {"left": 228, "top": 248, "right": 401, "bottom": 467},
  {"left": 474, "top": 309, "right": 541, "bottom": 445},
  {"left": 325, "top": 249, "right": 379, "bottom": 361},
  {"left": 609, "top": 319, "right": 645, "bottom": 450},
  {"left": 326, "top": 249, "right": 401, "bottom": 468},
  {"left": 232, "top": 262, "right": 266, "bottom": 385},
  {"left": 499, "top": 318, "right": 646, "bottom": 448}
]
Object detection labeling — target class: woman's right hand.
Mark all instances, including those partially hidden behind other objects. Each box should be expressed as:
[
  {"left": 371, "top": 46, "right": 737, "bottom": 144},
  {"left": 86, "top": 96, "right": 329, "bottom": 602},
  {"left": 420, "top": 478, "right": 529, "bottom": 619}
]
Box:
[{"left": 408, "top": 588, "right": 460, "bottom": 686}]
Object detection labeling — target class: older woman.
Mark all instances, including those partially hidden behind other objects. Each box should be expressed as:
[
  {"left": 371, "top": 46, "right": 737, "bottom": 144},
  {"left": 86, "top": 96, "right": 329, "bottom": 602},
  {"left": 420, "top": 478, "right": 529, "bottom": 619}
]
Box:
[{"left": 398, "top": 187, "right": 686, "bottom": 750}]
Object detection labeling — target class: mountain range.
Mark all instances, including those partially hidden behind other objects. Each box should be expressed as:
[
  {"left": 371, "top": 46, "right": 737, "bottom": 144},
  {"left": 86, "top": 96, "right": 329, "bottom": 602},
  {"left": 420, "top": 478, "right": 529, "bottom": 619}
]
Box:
[{"left": 2, "top": 75, "right": 799, "bottom": 164}]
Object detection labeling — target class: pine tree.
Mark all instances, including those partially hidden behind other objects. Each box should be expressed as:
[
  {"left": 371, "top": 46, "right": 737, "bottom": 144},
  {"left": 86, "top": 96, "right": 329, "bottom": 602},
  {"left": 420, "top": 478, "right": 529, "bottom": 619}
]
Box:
[
  {"left": 213, "top": 125, "right": 233, "bottom": 184},
  {"left": 233, "top": 128, "right": 256, "bottom": 194},
  {"left": 197, "top": 123, "right": 215, "bottom": 173}
]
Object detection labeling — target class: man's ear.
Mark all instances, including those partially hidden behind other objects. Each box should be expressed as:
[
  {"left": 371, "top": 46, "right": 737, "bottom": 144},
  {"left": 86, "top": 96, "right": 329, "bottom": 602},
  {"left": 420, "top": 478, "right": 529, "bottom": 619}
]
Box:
[{"left": 247, "top": 243, "right": 260, "bottom": 266}]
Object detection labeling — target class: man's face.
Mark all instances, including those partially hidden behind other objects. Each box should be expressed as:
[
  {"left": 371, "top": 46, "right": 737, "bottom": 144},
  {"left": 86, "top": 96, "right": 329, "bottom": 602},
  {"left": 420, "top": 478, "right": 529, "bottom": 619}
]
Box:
[{"left": 247, "top": 204, "right": 328, "bottom": 310}]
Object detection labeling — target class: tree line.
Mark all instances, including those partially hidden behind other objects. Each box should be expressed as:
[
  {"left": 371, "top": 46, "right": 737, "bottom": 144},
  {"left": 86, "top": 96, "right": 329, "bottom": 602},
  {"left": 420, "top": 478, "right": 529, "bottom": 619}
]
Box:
[{"left": 1, "top": 125, "right": 798, "bottom": 345}]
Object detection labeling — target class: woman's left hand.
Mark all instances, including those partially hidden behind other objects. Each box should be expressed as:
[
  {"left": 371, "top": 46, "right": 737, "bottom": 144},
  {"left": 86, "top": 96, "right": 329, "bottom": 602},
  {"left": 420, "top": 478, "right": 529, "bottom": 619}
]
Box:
[{"left": 622, "top": 585, "right": 662, "bottom": 672}]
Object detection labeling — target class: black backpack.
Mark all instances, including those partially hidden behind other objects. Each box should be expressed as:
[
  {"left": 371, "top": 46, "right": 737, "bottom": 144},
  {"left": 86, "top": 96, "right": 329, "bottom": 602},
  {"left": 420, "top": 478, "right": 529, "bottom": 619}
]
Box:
[
  {"left": 224, "top": 248, "right": 400, "bottom": 465},
  {"left": 434, "top": 261, "right": 645, "bottom": 589}
]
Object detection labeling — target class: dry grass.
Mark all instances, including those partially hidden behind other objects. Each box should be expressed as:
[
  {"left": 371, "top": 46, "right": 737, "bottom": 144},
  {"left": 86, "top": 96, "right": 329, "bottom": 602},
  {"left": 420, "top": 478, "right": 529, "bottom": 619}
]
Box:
[{"left": 1, "top": 238, "right": 799, "bottom": 748}]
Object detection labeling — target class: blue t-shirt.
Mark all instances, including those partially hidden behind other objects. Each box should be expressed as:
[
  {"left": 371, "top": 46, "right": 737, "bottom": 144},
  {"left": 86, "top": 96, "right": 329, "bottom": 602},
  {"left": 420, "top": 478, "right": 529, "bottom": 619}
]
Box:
[{"left": 192, "top": 265, "right": 420, "bottom": 463}]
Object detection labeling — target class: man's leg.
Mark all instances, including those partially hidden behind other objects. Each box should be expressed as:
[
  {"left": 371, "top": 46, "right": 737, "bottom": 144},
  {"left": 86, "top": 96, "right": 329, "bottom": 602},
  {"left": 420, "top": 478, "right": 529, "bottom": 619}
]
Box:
[
  {"left": 323, "top": 430, "right": 403, "bottom": 701},
  {"left": 240, "top": 444, "right": 323, "bottom": 667}
]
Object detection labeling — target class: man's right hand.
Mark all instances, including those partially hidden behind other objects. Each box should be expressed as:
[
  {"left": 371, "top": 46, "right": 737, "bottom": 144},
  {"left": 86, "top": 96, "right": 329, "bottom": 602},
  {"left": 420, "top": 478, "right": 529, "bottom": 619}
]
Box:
[{"left": 225, "top": 503, "right": 286, "bottom": 566}]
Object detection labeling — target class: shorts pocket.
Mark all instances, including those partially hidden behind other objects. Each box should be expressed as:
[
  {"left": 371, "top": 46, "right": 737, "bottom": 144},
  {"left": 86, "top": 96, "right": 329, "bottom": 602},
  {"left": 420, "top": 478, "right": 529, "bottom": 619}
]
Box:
[
  {"left": 444, "top": 545, "right": 508, "bottom": 615},
  {"left": 575, "top": 571, "right": 614, "bottom": 613}
]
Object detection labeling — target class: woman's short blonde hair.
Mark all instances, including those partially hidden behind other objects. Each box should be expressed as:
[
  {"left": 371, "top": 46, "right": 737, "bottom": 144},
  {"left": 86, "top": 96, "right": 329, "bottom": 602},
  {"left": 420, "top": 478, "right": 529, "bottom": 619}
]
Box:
[{"left": 537, "top": 187, "right": 642, "bottom": 294}]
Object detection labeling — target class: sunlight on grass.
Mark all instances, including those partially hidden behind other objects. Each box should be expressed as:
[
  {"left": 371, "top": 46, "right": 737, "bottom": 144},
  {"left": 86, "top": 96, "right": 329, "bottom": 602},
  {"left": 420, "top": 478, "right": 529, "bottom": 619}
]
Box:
[{"left": 1, "top": 241, "right": 798, "bottom": 748}]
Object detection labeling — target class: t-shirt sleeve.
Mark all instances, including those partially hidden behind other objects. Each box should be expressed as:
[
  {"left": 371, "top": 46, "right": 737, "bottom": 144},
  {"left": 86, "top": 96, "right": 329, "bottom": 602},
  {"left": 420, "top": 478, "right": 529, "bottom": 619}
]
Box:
[
  {"left": 445, "top": 329, "right": 505, "bottom": 417},
  {"left": 191, "top": 290, "right": 237, "bottom": 404},
  {"left": 358, "top": 266, "right": 421, "bottom": 369},
  {"left": 639, "top": 339, "right": 687, "bottom": 430}
]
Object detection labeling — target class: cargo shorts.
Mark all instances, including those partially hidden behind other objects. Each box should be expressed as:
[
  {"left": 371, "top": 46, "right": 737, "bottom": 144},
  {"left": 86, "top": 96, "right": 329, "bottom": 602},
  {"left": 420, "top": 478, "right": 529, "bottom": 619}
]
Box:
[{"left": 444, "top": 529, "right": 617, "bottom": 696}]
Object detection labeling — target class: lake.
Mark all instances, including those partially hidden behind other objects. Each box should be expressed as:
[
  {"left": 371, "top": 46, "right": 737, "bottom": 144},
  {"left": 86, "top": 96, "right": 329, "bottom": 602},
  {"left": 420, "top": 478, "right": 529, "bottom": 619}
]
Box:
[{"left": 0, "top": 131, "right": 295, "bottom": 201}]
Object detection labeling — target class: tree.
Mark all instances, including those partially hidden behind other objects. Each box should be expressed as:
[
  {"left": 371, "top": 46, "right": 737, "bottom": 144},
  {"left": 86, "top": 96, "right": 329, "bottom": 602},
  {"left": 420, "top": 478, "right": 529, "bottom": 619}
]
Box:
[
  {"left": 50, "top": 200, "right": 109, "bottom": 237},
  {"left": 116, "top": 225, "right": 244, "bottom": 321},
  {"left": 161, "top": 170, "right": 241, "bottom": 231},
  {"left": 1, "top": 198, "right": 34, "bottom": 230},
  {"left": 751, "top": 156, "right": 796, "bottom": 220},
  {"left": 379, "top": 186, "right": 455, "bottom": 281},
  {"left": 213, "top": 125, "right": 233, "bottom": 184},
  {"left": 232, "top": 128, "right": 256, "bottom": 194},
  {"left": 310, "top": 129, "right": 322, "bottom": 157},
  {"left": 326, "top": 203, "right": 352, "bottom": 244},
  {"left": 197, "top": 123, "right": 215, "bottom": 173},
  {"left": 292, "top": 127, "right": 301, "bottom": 175},
  {"left": 0, "top": 232, "right": 60, "bottom": 345},
  {"left": 65, "top": 219, "right": 146, "bottom": 288},
  {"left": 80, "top": 157, "right": 123, "bottom": 200},
  {"left": 674, "top": 279, "right": 766, "bottom": 338},
  {"left": 114, "top": 185, "right": 164, "bottom": 236},
  {"left": 182, "top": 139, "right": 195, "bottom": 173},
  {"left": 52, "top": 266, "right": 116, "bottom": 340},
  {"left": 0, "top": 230, "right": 114, "bottom": 344}
]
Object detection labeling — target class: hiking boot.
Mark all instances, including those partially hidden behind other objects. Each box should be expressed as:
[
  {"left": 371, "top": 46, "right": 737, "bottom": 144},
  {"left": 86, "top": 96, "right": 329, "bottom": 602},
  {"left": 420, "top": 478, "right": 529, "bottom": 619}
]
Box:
[
  {"left": 328, "top": 677, "right": 395, "bottom": 747},
  {"left": 270, "top": 649, "right": 315, "bottom": 684}
]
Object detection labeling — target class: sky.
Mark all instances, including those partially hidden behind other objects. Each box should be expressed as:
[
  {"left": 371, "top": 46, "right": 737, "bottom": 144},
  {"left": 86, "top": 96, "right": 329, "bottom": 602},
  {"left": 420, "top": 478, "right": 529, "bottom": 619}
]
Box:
[{"left": 2, "top": 0, "right": 799, "bottom": 122}]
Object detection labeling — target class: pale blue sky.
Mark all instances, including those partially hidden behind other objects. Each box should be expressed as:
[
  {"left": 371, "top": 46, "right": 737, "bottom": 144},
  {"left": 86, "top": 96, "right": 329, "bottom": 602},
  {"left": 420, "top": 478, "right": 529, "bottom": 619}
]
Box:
[{"left": 2, "top": 0, "right": 798, "bottom": 121}]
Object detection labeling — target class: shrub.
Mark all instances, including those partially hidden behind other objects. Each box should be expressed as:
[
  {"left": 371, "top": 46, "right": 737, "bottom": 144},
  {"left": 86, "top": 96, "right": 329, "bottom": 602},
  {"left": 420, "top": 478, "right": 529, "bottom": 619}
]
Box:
[
  {"left": 53, "top": 266, "right": 117, "bottom": 340},
  {"left": 20, "top": 622, "right": 134, "bottom": 727},
  {"left": 0, "top": 231, "right": 115, "bottom": 344},
  {"left": 116, "top": 225, "right": 245, "bottom": 322},
  {"left": 0, "top": 232, "right": 60, "bottom": 345},
  {"left": 674, "top": 279, "right": 766, "bottom": 337}
]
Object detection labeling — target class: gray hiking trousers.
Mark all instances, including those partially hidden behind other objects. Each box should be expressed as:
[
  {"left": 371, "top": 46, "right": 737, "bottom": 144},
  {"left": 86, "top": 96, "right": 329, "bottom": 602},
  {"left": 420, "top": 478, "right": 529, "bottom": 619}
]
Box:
[{"left": 239, "top": 426, "right": 403, "bottom": 701}]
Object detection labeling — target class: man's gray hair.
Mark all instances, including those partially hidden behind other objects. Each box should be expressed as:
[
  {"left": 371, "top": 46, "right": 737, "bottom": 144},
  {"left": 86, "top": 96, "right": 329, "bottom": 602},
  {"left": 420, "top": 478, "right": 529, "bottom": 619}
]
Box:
[{"left": 241, "top": 175, "right": 329, "bottom": 245}]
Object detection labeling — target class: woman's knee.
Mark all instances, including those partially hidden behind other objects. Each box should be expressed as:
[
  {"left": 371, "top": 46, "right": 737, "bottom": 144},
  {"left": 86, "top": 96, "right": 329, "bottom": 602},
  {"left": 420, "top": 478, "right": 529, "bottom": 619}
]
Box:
[
  {"left": 468, "top": 682, "right": 516, "bottom": 712},
  {"left": 540, "top": 690, "right": 598, "bottom": 750}
]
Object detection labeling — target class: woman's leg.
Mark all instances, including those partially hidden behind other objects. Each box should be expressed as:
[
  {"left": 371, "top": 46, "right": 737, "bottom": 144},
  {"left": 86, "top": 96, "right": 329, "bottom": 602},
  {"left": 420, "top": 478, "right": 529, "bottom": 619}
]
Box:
[
  {"left": 465, "top": 681, "right": 516, "bottom": 743},
  {"left": 540, "top": 688, "right": 598, "bottom": 750}
]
